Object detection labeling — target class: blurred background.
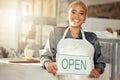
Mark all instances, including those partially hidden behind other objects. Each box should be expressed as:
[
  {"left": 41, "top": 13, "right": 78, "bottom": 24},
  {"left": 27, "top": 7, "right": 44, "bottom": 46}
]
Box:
[
  {"left": 0, "top": 0, "right": 119, "bottom": 53},
  {"left": 0, "top": 0, "right": 120, "bottom": 80}
]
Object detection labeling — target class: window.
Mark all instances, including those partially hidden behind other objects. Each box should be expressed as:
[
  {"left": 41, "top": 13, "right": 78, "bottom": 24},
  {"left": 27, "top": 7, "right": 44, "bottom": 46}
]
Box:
[{"left": 18, "top": 0, "right": 57, "bottom": 53}]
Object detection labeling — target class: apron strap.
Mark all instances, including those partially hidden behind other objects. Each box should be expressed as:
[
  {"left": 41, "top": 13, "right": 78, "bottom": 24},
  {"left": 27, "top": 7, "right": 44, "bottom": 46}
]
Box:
[
  {"left": 62, "top": 27, "right": 86, "bottom": 40},
  {"left": 81, "top": 30, "right": 86, "bottom": 40},
  {"left": 62, "top": 27, "right": 69, "bottom": 39}
]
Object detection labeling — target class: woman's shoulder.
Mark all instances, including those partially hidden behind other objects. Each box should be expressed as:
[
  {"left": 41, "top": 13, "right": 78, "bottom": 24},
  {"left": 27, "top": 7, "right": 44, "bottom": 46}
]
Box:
[
  {"left": 54, "top": 26, "right": 67, "bottom": 32},
  {"left": 84, "top": 31, "right": 97, "bottom": 38},
  {"left": 84, "top": 31, "right": 98, "bottom": 44},
  {"left": 53, "top": 26, "right": 67, "bottom": 35}
]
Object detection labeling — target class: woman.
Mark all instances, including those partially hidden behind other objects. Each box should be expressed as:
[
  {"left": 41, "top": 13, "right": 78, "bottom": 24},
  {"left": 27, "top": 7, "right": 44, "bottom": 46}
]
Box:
[{"left": 40, "top": 0, "right": 106, "bottom": 80}]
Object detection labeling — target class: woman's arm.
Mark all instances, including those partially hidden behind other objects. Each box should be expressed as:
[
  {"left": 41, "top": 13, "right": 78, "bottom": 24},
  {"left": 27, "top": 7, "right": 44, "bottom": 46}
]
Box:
[
  {"left": 40, "top": 27, "right": 66, "bottom": 68},
  {"left": 93, "top": 37, "right": 106, "bottom": 74},
  {"left": 88, "top": 33, "right": 106, "bottom": 78},
  {"left": 40, "top": 28, "right": 56, "bottom": 69},
  {"left": 40, "top": 27, "right": 66, "bottom": 76}
]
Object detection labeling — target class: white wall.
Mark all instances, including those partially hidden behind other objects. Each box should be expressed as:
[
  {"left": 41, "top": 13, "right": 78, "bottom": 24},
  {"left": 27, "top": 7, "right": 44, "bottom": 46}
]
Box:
[
  {"left": 82, "top": 18, "right": 120, "bottom": 32},
  {"left": 0, "top": 0, "right": 18, "bottom": 51}
]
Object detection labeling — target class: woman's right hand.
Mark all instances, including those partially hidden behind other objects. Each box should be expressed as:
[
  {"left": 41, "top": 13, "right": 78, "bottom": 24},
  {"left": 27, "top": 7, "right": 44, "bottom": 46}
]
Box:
[{"left": 44, "top": 62, "right": 57, "bottom": 76}]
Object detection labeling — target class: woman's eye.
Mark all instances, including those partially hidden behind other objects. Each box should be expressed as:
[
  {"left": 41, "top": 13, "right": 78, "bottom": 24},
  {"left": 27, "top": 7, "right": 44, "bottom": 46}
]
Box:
[
  {"left": 71, "top": 11, "right": 76, "bottom": 14},
  {"left": 80, "top": 13, "right": 84, "bottom": 15}
]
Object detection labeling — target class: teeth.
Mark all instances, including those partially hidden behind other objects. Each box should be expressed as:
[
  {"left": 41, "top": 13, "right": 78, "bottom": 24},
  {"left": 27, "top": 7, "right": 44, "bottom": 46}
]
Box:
[{"left": 73, "top": 19, "right": 80, "bottom": 22}]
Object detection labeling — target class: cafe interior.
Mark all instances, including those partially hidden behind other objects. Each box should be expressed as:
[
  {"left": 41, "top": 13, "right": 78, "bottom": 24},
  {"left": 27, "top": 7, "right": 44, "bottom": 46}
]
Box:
[{"left": 0, "top": 0, "right": 120, "bottom": 80}]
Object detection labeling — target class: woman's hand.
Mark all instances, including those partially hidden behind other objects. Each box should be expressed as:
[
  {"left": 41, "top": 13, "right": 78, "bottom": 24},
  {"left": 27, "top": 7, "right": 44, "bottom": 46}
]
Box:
[
  {"left": 89, "top": 68, "right": 101, "bottom": 78},
  {"left": 45, "top": 62, "right": 57, "bottom": 76}
]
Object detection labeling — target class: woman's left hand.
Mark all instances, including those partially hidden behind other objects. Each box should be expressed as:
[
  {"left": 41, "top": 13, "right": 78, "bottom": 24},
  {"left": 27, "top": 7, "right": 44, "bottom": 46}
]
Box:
[{"left": 89, "top": 68, "right": 101, "bottom": 78}]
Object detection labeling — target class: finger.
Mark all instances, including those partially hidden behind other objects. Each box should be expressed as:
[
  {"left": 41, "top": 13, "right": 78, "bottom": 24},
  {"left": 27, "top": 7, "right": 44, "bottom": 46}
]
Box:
[
  {"left": 52, "top": 72, "right": 56, "bottom": 76},
  {"left": 52, "top": 70, "right": 57, "bottom": 76},
  {"left": 46, "top": 63, "right": 54, "bottom": 73},
  {"left": 48, "top": 63, "right": 57, "bottom": 74},
  {"left": 49, "top": 64, "right": 55, "bottom": 72},
  {"left": 52, "top": 63, "right": 57, "bottom": 70},
  {"left": 89, "top": 69, "right": 98, "bottom": 78},
  {"left": 94, "top": 70, "right": 100, "bottom": 78},
  {"left": 89, "top": 73, "right": 94, "bottom": 78},
  {"left": 51, "top": 67, "right": 57, "bottom": 75},
  {"left": 91, "top": 70, "right": 100, "bottom": 78},
  {"left": 89, "top": 73, "right": 98, "bottom": 78},
  {"left": 46, "top": 66, "right": 52, "bottom": 73},
  {"left": 45, "top": 62, "right": 57, "bottom": 75}
]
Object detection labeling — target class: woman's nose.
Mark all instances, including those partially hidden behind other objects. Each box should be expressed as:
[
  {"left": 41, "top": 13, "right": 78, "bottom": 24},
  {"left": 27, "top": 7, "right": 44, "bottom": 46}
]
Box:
[{"left": 75, "top": 13, "right": 80, "bottom": 18}]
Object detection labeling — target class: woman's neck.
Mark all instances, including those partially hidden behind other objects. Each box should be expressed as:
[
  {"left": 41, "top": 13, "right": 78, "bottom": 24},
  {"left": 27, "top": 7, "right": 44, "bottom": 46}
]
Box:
[
  {"left": 70, "top": 26, "right": 81, "bottom": 34},
  {"left": 69, "top": 26, "right": 81, "bottom": 38}
]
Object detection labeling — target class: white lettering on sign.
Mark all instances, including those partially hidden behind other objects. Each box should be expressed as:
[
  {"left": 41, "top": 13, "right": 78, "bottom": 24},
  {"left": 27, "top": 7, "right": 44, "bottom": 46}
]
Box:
[{"left": 56, "top": 54, "right": 92, "bottom": 75}]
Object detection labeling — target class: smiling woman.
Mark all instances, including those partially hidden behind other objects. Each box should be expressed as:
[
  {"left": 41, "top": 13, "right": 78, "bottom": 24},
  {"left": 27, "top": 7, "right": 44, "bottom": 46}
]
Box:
[{"left": 40, "top": 1, "right": 106, "bottom": 80}]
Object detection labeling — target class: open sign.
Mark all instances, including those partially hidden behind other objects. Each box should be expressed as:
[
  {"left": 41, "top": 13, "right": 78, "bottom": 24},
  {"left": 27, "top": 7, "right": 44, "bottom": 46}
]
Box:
[{"left": 56, "top": 54, "right": 92, "bottom": 75}]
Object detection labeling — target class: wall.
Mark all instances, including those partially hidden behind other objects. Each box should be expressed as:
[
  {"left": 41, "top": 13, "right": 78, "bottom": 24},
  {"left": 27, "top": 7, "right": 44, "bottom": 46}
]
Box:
[
  {"left": 82, "top": 18, "right": 120, "bottom": 31},
  {"left": 88, "top": 1, "right": 120, "bottom": 19},
  {"left": 0, "top": 0, "right": 18, "bottom": 51}
]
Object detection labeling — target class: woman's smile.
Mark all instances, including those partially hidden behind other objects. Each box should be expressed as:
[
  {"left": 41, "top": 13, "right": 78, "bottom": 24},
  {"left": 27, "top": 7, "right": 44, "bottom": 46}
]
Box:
[{"left": 72, "top": 19, "right": 80, "bottom": 23}]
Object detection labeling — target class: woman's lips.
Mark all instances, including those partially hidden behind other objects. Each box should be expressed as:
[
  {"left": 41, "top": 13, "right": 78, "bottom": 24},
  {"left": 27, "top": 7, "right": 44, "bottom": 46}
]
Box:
[{"left": 73, "top": 19, "right": 80, "bottom": 23}]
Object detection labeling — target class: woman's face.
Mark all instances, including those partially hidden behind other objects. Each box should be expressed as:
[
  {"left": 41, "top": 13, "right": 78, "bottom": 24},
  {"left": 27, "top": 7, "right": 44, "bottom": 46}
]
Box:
[{"left": 68, "top": 4, "right": 86, "bottom": 28}]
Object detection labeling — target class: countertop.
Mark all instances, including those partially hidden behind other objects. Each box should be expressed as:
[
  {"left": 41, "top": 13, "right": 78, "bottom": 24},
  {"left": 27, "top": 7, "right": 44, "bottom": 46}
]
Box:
[
  {"left": 0, "top": 58, "right": 111, "bottom": 80},
  {"left": 0, "top": 58, "right": 58, "bottom": 80}
]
